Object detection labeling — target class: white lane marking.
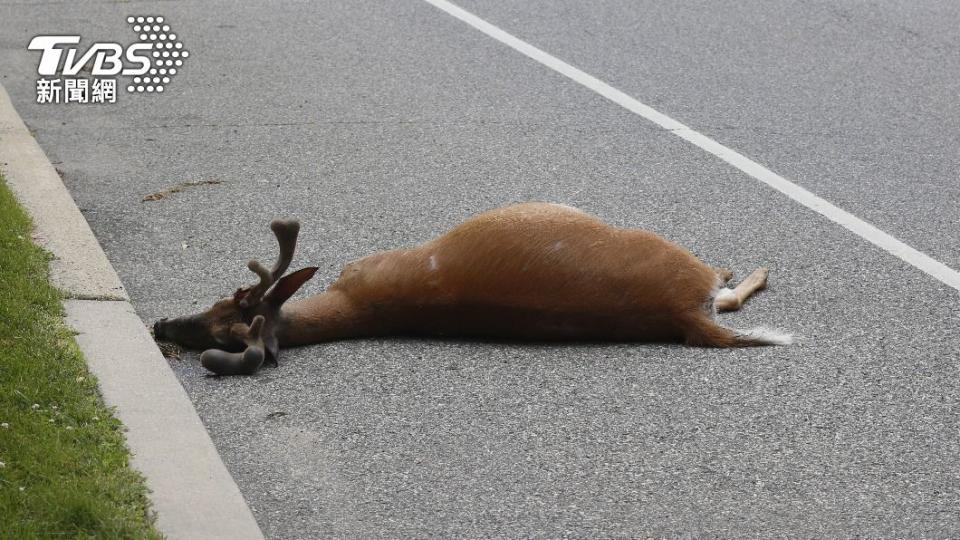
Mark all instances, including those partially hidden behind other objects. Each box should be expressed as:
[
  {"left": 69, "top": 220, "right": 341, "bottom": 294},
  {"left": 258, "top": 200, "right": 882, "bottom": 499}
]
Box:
[{"left": 421, "top": 0, "right": 960, "bottom": 293}]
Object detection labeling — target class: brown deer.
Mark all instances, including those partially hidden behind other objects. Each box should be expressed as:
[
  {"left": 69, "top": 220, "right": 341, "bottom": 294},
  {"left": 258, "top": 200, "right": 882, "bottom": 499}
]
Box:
[{"left": 153, "top": 203, "right": 789, "bottom": 375}]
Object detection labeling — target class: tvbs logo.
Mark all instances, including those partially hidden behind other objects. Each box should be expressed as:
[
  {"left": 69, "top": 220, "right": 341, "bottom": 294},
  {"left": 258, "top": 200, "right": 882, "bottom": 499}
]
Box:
[
  {"left": 29, "top": 36, "right": 152, "bottom": 77},
  {"left": 28, "top": 16, "right": 189, "bottom": 104}
]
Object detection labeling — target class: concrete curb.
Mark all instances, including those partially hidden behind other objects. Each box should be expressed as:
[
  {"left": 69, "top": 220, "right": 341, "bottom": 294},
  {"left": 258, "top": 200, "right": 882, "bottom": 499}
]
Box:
[
  {"left": 0, "top": 90, "right": 126, "bottom": 301},
  {"left": 0, "top": 84, "right": 264, "bottom": 539}
]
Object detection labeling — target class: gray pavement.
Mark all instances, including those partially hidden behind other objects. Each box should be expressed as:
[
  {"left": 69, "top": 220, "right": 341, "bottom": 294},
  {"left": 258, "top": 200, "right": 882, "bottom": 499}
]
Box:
[{"left": 2, "top": 0, "right": 960, "bottom": 537}]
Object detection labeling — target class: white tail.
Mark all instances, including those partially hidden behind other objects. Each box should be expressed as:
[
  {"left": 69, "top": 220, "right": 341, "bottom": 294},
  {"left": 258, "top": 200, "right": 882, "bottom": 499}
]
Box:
[{"left": 736, "top": 327, "right": 794, "bottom": 346}]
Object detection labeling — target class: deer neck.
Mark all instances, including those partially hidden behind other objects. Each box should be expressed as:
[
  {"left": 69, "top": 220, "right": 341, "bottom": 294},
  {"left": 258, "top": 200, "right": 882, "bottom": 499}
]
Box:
[{"left": 276, "top": 290, "right": 364, "bottom": 346}]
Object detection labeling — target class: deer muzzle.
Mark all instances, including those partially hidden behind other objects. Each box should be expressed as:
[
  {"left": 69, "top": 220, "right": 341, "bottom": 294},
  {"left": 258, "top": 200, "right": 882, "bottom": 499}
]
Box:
[{"left": 153, "top": 314, "right": 218, "bottom": 350}]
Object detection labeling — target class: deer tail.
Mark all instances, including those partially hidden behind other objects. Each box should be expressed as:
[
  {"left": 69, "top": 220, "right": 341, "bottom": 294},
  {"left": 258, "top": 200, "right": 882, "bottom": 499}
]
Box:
[{"left": 684, "top": 315, "right": 792, "bottom": 348}]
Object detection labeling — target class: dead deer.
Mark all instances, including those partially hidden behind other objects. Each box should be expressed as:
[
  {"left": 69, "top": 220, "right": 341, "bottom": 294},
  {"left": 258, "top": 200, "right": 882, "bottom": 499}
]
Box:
[{"left": 153, "top": 203, "right": 790, "bottom": 375}]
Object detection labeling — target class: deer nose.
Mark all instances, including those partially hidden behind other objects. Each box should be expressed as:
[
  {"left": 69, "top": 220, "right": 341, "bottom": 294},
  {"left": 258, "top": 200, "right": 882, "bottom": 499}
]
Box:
[{"left": 153, "top": 318, "right": 169, "bottom": 339}]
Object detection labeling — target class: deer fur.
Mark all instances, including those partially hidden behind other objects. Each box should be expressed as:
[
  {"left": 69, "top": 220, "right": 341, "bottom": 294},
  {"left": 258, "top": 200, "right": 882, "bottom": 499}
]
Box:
[{"left": 153, "top": 203, "right": 790, "bottom": 375}]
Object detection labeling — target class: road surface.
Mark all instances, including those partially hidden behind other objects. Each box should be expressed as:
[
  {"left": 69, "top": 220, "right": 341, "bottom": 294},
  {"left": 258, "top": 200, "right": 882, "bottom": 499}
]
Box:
[{"left": 2, "top": 1, "right": 959, "bottom": 537}]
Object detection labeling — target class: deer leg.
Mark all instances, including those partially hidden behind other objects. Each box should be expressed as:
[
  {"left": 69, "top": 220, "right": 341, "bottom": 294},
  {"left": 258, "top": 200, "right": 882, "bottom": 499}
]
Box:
[
  {"left": 713, "top": 267, "right": 733, "bottom": 284},
  {"left": 714, "top": 267, "right": 768, "bottom": 312}
]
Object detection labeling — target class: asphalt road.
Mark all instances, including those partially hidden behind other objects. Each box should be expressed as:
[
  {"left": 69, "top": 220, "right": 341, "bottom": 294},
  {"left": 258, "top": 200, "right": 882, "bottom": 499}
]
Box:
[{"left": 2, "top": 1, "right": 960, "bottom": 537}]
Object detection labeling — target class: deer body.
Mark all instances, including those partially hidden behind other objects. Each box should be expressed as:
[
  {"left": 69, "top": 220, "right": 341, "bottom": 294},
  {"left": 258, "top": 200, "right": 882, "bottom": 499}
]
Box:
[
  {"left": 154, "top": 203, "right": 790, "bottom": 376},
  {"left": 281, "top": 203, "right": 719, "bottom": 343}
]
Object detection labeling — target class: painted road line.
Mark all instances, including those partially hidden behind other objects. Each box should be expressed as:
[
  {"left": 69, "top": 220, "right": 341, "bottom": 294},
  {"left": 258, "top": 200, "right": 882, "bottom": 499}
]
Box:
[{"left": 421, "top": 0, "right": 960, "bottom": 293}]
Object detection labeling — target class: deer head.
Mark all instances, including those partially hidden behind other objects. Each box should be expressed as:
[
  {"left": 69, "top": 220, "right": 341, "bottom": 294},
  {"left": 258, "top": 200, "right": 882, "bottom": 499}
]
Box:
[{"left": 153, "top": 219, "right": 318, "bottom": 375}]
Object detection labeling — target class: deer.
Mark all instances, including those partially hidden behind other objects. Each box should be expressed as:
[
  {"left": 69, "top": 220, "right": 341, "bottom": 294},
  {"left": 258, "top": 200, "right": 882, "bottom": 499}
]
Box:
[{"left": 152, "top": 202, "right": 790, "bottom": 375}]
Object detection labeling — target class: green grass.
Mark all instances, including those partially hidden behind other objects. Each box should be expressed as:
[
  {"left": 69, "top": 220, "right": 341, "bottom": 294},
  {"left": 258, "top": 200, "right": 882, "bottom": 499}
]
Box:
[{"left": 0, "top": 175, "right": 161, "bottom": 539}]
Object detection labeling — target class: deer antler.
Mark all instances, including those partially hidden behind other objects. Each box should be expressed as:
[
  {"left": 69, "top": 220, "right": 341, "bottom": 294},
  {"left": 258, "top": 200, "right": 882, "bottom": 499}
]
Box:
[
  {"left": 237, "top": 219, "right": 300, "bottom": 307},
  {"left": 199, "top": 315, "right": 268, "bottom": 376}
]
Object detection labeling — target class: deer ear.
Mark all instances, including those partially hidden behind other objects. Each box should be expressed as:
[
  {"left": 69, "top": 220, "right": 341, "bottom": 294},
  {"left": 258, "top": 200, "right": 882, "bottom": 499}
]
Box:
[{"left": 268, "top": 267, "right": 318, "bottom": 305}]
